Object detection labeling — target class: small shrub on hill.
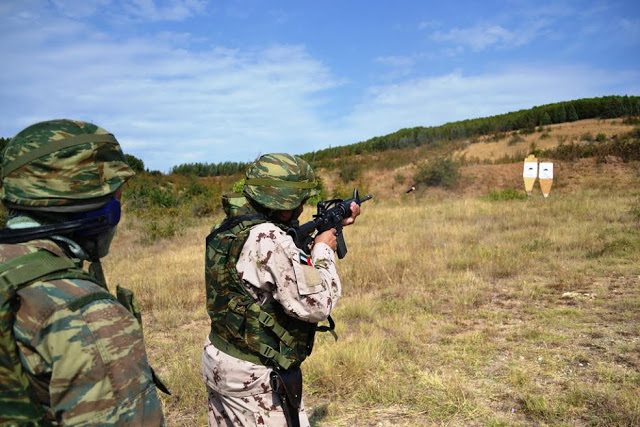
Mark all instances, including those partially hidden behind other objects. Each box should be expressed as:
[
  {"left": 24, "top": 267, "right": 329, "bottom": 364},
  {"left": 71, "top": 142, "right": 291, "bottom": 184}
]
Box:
[
  {"left": 414, "top": 157, "right": 460, "bottom": 189},
  {"left": 489, "top": 132, "right": 507, "bottom": 142},
  {"left": 337, "top": 161, "right": 361, "bottom": 182},
  {"left": 581, "top": 132, "right": 594, "bottom": 142},
  {"left": 509, "top": 134, "right": 524, "bottom": 146}
]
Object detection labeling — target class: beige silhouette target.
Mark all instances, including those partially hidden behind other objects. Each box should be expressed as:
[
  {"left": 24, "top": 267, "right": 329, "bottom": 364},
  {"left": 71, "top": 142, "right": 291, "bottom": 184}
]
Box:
[
  {"left": 539, "top": 162, "right": 553, "bottom": 198},
  {"left": 523, "top": 155, "right": 538, "bottom": 196}
]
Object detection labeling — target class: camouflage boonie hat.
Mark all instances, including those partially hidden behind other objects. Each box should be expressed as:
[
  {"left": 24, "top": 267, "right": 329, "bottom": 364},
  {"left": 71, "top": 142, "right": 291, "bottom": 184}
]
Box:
[
  {"left": 1, "top": 119, "right": 135, "bottom": 209},
  {"left": 243, "top": 153, "right": 317, "bottom": 210}
]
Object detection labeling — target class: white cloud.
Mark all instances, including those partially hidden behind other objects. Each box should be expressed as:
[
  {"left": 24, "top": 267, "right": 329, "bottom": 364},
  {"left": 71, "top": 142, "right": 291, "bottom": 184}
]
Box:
[
  {"left": 375, "top": 55, "right": 415, "bottom": 68},
  {"left": 432, "top": 24, "right": 516, "bottom": 51},
  {"left": 343, "top": 65, "right": 640, "bottom": 140},
  {"left": 122, "top": 0, "right": 208, "bottom": 21},
  {"left": 0, "top": 8, "right": 342, "bottom": 171},
  {"left": 430, "top": 18, "right": 553, "bottom": 52},
  {"left": 50, "top": 0, "right": 114, "bottom": 18}
]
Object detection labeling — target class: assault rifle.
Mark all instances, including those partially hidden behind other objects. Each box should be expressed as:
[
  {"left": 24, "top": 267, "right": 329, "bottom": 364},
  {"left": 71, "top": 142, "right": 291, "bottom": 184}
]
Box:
[{"left": 288, "top": 189, "right": 372, "bottom": 259}]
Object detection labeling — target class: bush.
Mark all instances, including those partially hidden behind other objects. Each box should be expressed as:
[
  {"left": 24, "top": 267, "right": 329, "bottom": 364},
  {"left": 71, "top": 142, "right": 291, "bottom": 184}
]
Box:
[
  {"left": 489, "top": 133, "right": 507, "bottom": 142},
  {"left": 192, "top": 198, "right": 218, "bottom": 217},
  {"left": 140, "top": 217, "right": 183, "bottom": 243},
  {"left": 337, "top": 162, "right": 361, "bottom": 182},
  {"left": 596, "top": 133, "right": 607, "bottom": 142},
  {"left": 414, "top": 157, "right": 460, "bottom": 189},
  {"left": 124, "top": 154, "right": 145, "bottom": 173},
  {"left": 509, "top": 134, "right": 525, "bottom": 146},
  {"left": 232, "top": 179, "right": 244, "bottom": 194},
  {"left": 485, "top": 188, "right": 527, "bottom": 201},
  {"left": 581, "top": 133, "right": 594, "bottom": 142}
]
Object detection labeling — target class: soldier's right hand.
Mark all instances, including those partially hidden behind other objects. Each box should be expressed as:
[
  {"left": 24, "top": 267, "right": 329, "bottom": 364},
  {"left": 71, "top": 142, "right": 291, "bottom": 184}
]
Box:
[{"left": 315, "top": 228, "right": 337, "bottom": 252}]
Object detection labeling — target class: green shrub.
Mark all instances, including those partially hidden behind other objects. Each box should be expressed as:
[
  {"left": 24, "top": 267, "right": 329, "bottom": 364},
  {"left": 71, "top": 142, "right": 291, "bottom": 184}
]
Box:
[
  {"left": 489, "top": 132, "right": 507, "bottom": 142},
  {"left": 232, "top": 179, "right": 245, "bottom": 194},
  {"left": 308, "top": 176, "right": 329, "bottom": 205},
  {"left": 485, "top": 188, "right": 527, "bottom": 201},
  {"left": 581, "top": 132, "right": 593, "bottom": 142},
  {"left": 509, "top": 134, "right": 525, "bottom": 146},
  {"left": 124, "top": 154, "right": 145, "bottom": 173},
  {"left": 596, "top": 133, "right": 607, "bottom": 142},
  {"left": 141, "top": 218, "right": 182, "bottom": 243},
  {"left": 337, "top": 162, "right": 361, "bottom": 182},
  {"left": 414, "top": 157, "right": 460, "bottom": 189},
  {"left": 192, "top": 198, "right": 218, "bottom": 217}
]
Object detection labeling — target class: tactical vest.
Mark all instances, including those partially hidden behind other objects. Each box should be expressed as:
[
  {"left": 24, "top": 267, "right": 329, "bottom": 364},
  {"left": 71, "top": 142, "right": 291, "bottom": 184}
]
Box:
[
  {"left": 205, "top": 196, "right": 321, "bottom": 370},
  {"left": 0, "top": 244, "right": 168, "bottom": 426}
]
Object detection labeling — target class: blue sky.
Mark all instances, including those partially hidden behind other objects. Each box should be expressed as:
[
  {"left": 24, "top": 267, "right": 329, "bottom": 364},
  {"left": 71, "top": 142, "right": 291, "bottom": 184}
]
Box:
[{"left": 1, "top": 0, "right": 639, "bottom": 172}]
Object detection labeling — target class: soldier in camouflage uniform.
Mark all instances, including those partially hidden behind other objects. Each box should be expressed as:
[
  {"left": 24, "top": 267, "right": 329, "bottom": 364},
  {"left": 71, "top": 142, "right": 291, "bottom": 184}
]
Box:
[
  {"left": 202, "top": 153, "right": 360, "bottom": 427},
  {"left": 0, "top": 119, "right": 165, "bottom": 425}
]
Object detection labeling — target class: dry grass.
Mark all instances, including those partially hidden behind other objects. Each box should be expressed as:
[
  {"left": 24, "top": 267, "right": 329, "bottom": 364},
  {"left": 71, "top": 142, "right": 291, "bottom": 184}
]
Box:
[
  {"left": 457, "top": 118, "right": 634, "bottom": 163},
  {"left": 105, "top": 158, "right": 640, "bottom": 425}
]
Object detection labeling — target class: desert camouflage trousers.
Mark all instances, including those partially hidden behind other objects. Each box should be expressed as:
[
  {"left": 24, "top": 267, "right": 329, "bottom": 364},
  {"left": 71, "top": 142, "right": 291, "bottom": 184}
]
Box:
[{"left": 206, "top": 385, "right": 311, "bottom": 427}]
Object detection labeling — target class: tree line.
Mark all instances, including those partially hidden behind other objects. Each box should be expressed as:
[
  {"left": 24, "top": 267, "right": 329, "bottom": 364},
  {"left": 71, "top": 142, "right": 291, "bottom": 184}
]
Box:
[
  {"left": 1, "top": 96, "right": 638, "bottom": 177},
  {"left": 170, "top": 161, "right": 251, "bottom": 177},
  {"left": 300, "top": 95, "right": 640, "bottom": 166}
]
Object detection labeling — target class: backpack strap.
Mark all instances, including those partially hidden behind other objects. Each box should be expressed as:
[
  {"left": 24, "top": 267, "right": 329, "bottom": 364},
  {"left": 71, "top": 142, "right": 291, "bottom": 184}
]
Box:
[
  {"left": 0, "top": 249, "right": 112, "bottom": 425},
  {"left": 1, "top": 250, "right": 81, "bottom": 288}
]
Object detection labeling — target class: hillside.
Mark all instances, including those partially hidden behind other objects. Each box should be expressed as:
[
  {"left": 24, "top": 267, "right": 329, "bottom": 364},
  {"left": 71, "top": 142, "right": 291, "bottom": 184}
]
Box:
[{"left": 316, "top": 117, "right": 639, "bottom": 202}]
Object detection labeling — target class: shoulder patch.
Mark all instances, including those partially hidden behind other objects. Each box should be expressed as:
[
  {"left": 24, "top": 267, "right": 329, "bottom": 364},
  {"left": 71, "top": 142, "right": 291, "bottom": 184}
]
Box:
[{"left": 299, "top": 253, "right": 312, "bottom": 266}]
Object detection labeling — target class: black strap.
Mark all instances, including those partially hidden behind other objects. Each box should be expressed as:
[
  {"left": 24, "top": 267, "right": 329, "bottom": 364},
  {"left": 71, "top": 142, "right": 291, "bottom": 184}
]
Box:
[
  {"left": 270, "top": 368, "right": 302, "bottom": 427},
  {"left": 315, "top": 315, "right": 338, "bottom": 341},
  {"left": 0, "top": 216, "right": 111, "bottom": 244}
]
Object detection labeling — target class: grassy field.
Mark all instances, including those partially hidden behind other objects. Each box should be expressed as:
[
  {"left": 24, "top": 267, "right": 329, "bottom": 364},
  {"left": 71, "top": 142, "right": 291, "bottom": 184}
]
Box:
[{"left": 104, "top": 157, "right": 640, "bottom": 426}]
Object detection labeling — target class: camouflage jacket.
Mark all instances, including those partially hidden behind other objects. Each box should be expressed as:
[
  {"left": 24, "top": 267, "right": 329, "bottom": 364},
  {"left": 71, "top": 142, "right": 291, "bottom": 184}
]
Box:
[
  {"left": 203, "top": 195, "right": 342, "bottom": 397},
  {"left": 1, "top": 239, "right": 164, "bottom": 426}
]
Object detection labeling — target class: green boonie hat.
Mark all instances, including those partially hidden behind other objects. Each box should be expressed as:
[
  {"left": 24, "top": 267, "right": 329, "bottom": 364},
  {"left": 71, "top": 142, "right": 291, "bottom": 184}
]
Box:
[
  {"left": 243, "top": 153, "right": 317, "bottom": 210},
  {"left": 1, "top": 119, "right": 135, "bottom": 210}
]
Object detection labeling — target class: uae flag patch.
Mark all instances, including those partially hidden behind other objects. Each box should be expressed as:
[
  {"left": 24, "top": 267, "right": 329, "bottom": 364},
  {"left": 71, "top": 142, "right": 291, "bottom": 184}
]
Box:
[{"left": 299, "top": 253, "right": 312, "bottom": 266}]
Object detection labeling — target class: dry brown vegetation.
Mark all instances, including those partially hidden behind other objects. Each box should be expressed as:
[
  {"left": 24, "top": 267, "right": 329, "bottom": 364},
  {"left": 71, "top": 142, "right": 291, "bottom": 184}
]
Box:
[
  {"left": 104, "top": 118, "right": 640, "bottom": 426},
  {"left": 457, "top": 118, "right": 632, "bottom": 164}
]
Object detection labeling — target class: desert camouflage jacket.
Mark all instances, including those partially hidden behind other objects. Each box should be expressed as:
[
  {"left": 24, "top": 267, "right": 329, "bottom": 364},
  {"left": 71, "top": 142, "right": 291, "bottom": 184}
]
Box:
[
  {"left": 203, "top": 220, "right": 342, "bottom": 396},
  {"left": 1, "top": 239, "right": 164, "bottom": 426}
]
